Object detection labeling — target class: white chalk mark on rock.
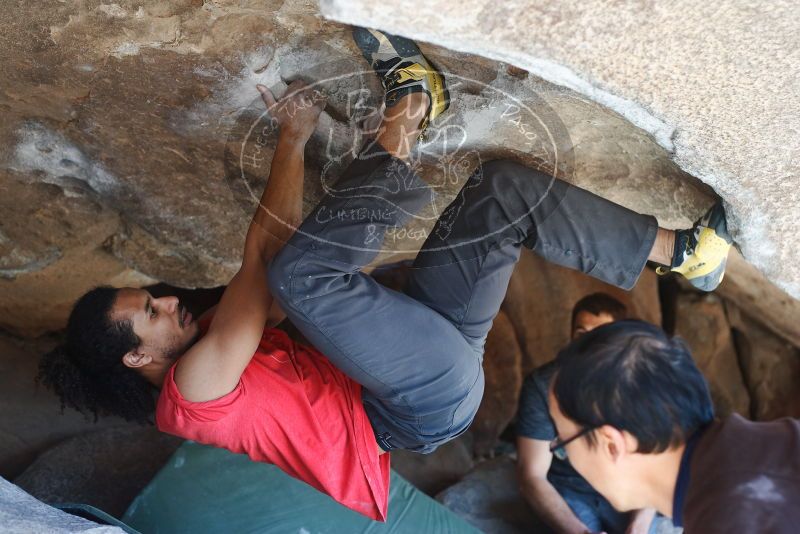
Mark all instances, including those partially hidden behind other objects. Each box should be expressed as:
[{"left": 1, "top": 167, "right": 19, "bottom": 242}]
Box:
[{"left": 9, "top": 122, "right": 121, "bottom": 197}]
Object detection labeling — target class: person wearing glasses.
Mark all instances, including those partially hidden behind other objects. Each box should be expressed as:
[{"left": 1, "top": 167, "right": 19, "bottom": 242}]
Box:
[
  {"left": 516, "top": 294, "right": 665, "bottom": 534},
  {"left": 548, "top": 320, "right": 800, "bottom": 534}
]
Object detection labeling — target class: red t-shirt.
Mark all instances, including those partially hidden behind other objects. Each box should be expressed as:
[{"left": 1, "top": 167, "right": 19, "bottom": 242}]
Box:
[{"left": 155, "top": 316, "right": 391, "bottom": 521}]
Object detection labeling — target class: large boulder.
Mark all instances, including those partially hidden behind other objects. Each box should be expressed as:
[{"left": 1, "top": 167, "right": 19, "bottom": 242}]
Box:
[
  {"left": 0, "top": 0, "right": 716, "bottom": 337},
  {"left": 716, "top": 250, "right": 800, "bottom": 349},
  {"left": 673, "top": 293, "right": 750, "bottom": 417},
  {"left": 15, "top": 427, "right": 182, "bottom": 518},
  {"left": 320, "top": 0, "right": 800, "bottom": 299},
  {"left": 0, "top": 477, "right": 123, "bottom": 533},
  {"left": 436, "top": 456, "right": 542, "bottom": 534},
  {"left": 0, "top": 167, "right": 156, "bottom": 337},
  {"left": 390, "top": 433, "right": 475, "bottom": 496},
  {"left": 726, "top": 304, "right": 800, "bottom": 421}
]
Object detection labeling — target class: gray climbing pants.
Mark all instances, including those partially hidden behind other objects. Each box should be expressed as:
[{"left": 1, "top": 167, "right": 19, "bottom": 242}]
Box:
[{"left": 267, "top": 140, "right": 657, "bottom": 453}]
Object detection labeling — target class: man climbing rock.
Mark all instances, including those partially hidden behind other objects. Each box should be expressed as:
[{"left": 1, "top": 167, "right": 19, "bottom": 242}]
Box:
[{"left": 38, "top": 28, "right": 732, "bottom": 520}]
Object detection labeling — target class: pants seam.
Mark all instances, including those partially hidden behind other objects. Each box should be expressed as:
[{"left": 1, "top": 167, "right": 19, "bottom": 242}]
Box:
[
  {"left": 445, "top": 357, "right": 483, "bottom": 435},
  {"left": 456, "top": 239, "right": 505, "bottom": 342}
]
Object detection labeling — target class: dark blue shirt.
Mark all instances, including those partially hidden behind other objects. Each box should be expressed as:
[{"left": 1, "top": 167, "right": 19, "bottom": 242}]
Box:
[
  {"left": 672, "top": 425, "right": 706, "bottom": 527},
  {"left": 517, "top": 360, "right": 597, "bottom": 495}
]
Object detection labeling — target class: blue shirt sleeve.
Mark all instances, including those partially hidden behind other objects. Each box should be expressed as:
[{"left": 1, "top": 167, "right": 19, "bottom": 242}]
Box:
[{"left": 516, "top": 362, "right": 558, "bottom": 441}]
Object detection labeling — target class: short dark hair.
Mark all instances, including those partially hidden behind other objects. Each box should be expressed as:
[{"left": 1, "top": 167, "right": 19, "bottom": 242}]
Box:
[
  {"left": 37, "top": 286, "right": 156, "bottom": 424},
  {"left": 571, "top": 292, "right": 628, "bottom": 332},
  {"left": 552, "top": 320, "right": 714, "bottom": 453}
]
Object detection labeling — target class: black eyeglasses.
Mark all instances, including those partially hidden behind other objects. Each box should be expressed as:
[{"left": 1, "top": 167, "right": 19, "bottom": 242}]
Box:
[{"left": 549, "top": 426, "right": 596, "bottom": 461}]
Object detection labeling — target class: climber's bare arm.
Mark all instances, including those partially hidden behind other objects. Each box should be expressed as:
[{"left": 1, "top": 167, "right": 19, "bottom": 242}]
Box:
[{"left": 175, "top": 81, "right": 325, "bottom": 402}]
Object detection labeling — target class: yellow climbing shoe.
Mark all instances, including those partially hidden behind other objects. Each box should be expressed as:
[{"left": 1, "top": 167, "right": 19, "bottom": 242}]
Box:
[
  {"left": 352, "top": 27, "right": 450, "bottom": 136},
  {"left": 656, "top": 202, "right": 733, "bottom": 291}
]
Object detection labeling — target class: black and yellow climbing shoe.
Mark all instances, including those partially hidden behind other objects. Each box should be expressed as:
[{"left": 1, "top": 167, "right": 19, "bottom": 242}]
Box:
[
  {"left": 656, "top": 202, "right": 733, "bottom": 291},
  {"left": 352, "top": 27, "right": 450, "bottom": 136}
]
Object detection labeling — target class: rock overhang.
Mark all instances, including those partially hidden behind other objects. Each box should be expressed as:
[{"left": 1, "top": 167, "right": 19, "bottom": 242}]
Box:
[
  {"left": 319, "top": 0, "right": 800, "bottom": 299},
  {"left": 0, "top": 0, "right": 798, "bottom": 337}
]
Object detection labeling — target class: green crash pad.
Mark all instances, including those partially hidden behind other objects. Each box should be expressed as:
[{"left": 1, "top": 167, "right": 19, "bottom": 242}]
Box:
[{"left": 123, "top": 441, "right": 479, "bottom": 533}]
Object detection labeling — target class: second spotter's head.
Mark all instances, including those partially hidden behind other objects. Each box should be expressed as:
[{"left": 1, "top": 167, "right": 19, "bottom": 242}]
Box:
[
  {"left": 570, "top": 292, "right": 628, "bottom": 339},
  {"left": 548, "top": 320, "right": 713, "bottom": 512}
]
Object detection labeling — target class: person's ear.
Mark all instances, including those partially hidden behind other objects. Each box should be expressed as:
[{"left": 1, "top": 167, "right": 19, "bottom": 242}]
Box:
[
  {"left": 596, "top": 425, "right": 629, "bottom": 463},
  {"left": 122, "top": 349, "right": 151, "bottom": 369}
]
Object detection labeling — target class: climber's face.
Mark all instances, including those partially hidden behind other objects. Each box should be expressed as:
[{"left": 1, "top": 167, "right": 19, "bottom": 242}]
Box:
[{"left": 112, "top": 288, "right": 201, "bottom": 370}]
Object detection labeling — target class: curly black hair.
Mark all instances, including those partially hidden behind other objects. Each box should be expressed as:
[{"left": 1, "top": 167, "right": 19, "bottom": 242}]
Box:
[{"left": 37, "top": 286, "right": 157, "bottom": 424}]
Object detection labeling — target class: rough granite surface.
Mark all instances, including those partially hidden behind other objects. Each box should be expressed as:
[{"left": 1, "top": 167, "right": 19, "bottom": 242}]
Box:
[
  {"left": 0, "top": 0, "right": 796, "bottom": 339},
  {"left": 0, "top": 477, "right": 122, "bottom": 533},
  {"left": 320, "top": 0, "right": 800, "bottom": 298},
  {"left": 0, "top": 0, "right": 740, "bottom": 335}
]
